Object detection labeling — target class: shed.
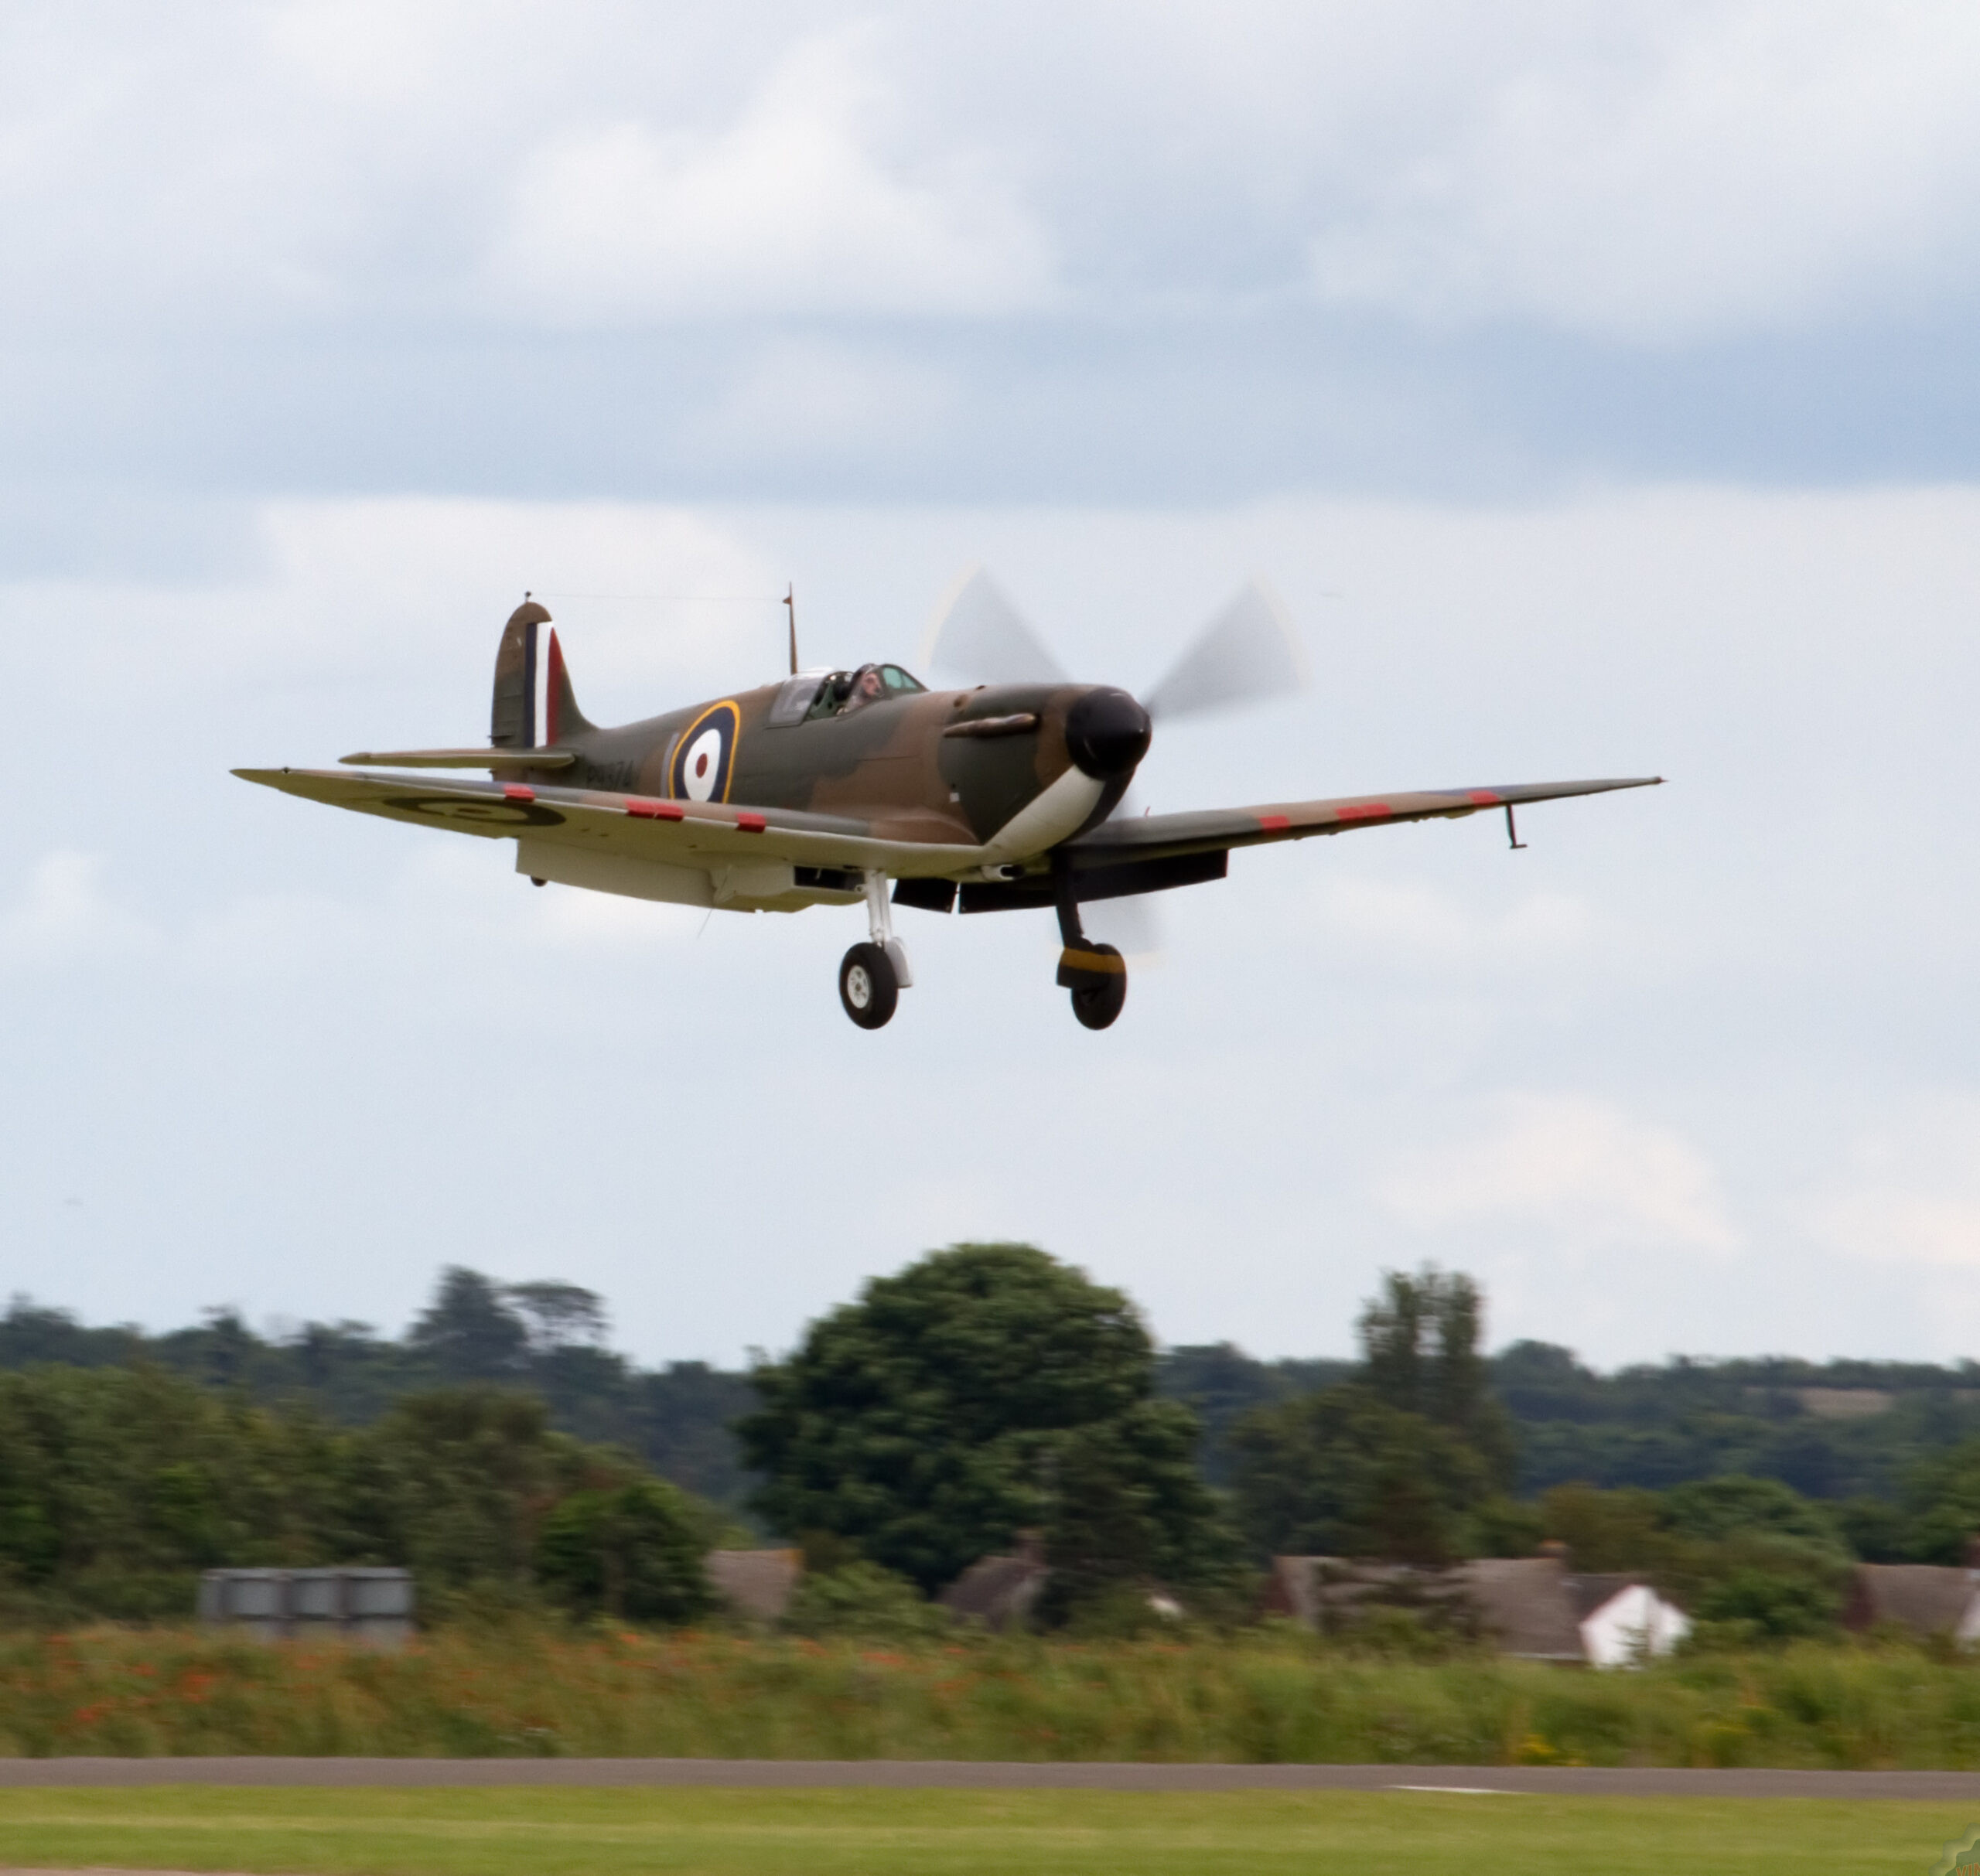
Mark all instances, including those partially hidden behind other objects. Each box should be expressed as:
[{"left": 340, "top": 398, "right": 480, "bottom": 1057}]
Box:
[
  {"left": 199, "top": 1567, "right": 413, "bottom": 1646},
  {"left": 705, "top": 1549, "right": 803, "bottom": 1623}
]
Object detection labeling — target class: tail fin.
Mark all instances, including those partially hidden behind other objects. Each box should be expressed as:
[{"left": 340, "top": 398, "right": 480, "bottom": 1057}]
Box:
[{"left": 490, "top": 600, "right": 592, "bottom": 749}]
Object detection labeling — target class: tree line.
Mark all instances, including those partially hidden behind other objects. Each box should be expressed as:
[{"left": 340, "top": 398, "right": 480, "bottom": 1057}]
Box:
[
  {"left": 16, "top": 1263, "right": 1979, "bottom": 1516},
  {"left": 8, "top": 1250, "right": 1980, "bottom": 1637},
  {"left": 0, "top": 1269, "right": 755, "bottom": 1510}
]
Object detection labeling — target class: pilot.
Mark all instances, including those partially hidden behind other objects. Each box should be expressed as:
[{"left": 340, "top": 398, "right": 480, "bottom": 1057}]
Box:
[{"left": 839, "top": 664, "right": 886, "bottom": 712}]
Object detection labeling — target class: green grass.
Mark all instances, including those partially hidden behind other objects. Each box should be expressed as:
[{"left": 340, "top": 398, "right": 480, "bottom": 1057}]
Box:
[
  {"left": 5, "top": 1625, "right": 1980, "bottom": 1767},
  {"left": 0, "top": 1786, "right": 1969, "bottom": 1876}
]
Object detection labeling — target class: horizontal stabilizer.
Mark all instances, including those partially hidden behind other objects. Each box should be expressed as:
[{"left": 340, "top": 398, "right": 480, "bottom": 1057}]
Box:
[{"left": 339, "top": 748, "right": 578, "bottom": 771}]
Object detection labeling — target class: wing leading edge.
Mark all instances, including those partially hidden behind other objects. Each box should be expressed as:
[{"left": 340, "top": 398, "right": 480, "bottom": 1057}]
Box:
[{"left": 1066, "top": 776, "right": 1663, "bottom": 870}]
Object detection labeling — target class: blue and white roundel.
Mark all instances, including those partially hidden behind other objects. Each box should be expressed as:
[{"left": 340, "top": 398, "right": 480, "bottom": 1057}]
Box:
[{"left": 669, "top": 701, "right": 739, "bottom": 803}]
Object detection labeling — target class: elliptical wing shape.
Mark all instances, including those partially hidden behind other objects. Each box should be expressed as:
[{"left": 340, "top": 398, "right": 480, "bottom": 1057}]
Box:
[
  {"left": 231, "top": 766, "right": 1102, "bottom": 878},
  {"left": 1067, "top": 776, "right": 1663, "bottom": 866}
]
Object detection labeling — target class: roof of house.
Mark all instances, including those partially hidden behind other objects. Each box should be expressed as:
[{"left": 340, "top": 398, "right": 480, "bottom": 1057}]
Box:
[
  {"left": 1452, "top": 1557, "right": 1586, "bottom": 1659},
  {"left": 1848, "top": 1564, "right": 1979, "bottom": 1635},
  {"left": 940, "top": 1554, "right": 1049, "bottom": 1629},
  {"left": 705, "top": 1548, "right": 802, "bottom": 1623},
  {"left": 1267, "top": 1555, "right": 1683, "bottom": 1662},
  {"left": 1565, "top": 1571, "right": 1645, "bottom": 1622}
]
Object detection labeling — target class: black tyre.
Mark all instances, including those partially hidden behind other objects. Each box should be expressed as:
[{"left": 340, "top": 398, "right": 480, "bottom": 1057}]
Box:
[
  {"left": 1067, "top": 943, "right": 1127, "bottom": 1030},
  {"left": 838, "top": 942, "right": 900, "bottom": 1029}
]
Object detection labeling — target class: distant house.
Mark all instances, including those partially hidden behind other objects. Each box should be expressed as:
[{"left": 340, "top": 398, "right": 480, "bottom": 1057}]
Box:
[
  {"left": 705, "top": 1548, "right": 803, "bottom": 1623},
  {"left": 940, "top": 1534, "right": 1050, "bottom": 1631},
  {"left": 1265, "top": 1554, "right": 1688, "bottom": 1667},
  {"left": 1845, "top": 1565, "right": 1980, "bottom": 1643}
]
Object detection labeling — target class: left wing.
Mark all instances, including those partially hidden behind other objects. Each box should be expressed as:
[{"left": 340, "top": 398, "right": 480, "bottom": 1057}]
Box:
[
  {"left": 234, "top": 767, "right": 984, "bottom": 876},
  {"left": 1067, "top": 776, "right": 1662, "bottom": 868}
]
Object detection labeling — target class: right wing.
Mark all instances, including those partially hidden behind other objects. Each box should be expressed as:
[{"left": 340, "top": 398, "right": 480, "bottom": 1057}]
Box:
[{"left": 1067, "top": 776, "right": 1663, "bottom": 868}]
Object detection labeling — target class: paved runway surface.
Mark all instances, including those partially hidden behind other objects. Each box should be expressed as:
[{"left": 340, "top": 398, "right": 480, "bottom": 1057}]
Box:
[{"left": 0, "top": 1758, "right": 1972, "bottom": 1799}]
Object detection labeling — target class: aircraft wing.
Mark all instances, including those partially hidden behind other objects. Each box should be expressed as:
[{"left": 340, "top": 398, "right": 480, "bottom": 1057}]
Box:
[
  {"left": 231, "top": 767, "right": 987, "bottom": 877},
  {"left": 1066, "top": 776, "right": 1663, "bottom": 868}
]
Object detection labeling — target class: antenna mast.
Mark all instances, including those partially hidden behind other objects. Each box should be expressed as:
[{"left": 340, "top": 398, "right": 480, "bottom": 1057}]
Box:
[{"left": 783, "top": 584, "right": 798, "bottom": 676}]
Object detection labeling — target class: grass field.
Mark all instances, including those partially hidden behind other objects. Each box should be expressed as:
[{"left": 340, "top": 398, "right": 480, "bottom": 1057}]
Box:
[
  {"left": 7, "top": 1625, "right": 1980, "bottom": 1768},
  {"left": 0, "top": 1786, "right": 1971, "bottom": 1876}
]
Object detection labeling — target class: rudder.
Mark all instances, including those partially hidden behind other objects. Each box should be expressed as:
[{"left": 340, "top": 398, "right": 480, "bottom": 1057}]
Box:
[{"left": 491, "top": 600, "right": 592, "bottom": 749}]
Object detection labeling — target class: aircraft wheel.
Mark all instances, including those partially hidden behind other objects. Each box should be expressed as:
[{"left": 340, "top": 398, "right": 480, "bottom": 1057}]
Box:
[
  {"left": 838, "top": 942, "right": 900, "bottom": 1029},
  {"left": 1067, "top": 943, "right": 1128, "bottom": 1031}
]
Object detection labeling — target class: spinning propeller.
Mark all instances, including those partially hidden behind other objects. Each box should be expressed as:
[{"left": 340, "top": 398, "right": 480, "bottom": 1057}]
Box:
[
  {"left": 923, "top": 568, "right": 1309, "bottom": 955},
  {"left": 925, "top": 567, "right": 1306, "bottom": 721}
]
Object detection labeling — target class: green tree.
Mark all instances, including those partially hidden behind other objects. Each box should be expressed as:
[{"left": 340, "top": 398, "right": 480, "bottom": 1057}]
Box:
[
  {"left": 1228, "top": 1385, "right": 1494, "bottom": 1564},
  {"left": 782, "top": 1561, "right": 952, "bottom": 1641},
  {"left": 738, "top": 1243, "right": 1238, "bottom": 1601},
  {"left": 1658, "top": 1474, "right": 1846, "bottom": 1550},
  {"left": 1692, "top": 1565, "right": 1841, "bottom": 1641},
  {"left": 345, "top": 1387, "right": 625, "bottom": 1588},
  {"left": 408, "top": 1268, "right": 531, "bottom": 1382},
  {"left": 1902, "top": 1438, "right": 1980, "bottom": 1563},
  {"left": 1359, "top": 1266, "right": 1514, "bottom": 1487},
  {"left": 1228, "top": 1266, "right": 1513, "bottom": 1564},
  {"left": 534, "top": 1479, "right": 714, "bottom": 1622},
  {"left": 1541, "top": 1481, "right": 1670, "bottom": 1571}
]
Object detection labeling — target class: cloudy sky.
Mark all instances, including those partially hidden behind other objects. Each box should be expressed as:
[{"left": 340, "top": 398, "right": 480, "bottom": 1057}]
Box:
[{"left": 5, "top": 2, "right": 1978, "bottom": 1369}]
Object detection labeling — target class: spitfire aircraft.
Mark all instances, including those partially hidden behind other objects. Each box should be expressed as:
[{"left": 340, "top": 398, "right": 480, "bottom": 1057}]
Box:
[{"left": 235, "top": 575, "right": 1659, "bottom": 1030}]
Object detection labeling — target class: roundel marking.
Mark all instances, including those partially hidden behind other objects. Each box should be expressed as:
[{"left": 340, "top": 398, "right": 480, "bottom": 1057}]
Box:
[
  {"left": 669, "top": 701, "right": 741, "bottom": 803},
  {"left": 381, "top": 793, "right": 567, "bottom": 829}
]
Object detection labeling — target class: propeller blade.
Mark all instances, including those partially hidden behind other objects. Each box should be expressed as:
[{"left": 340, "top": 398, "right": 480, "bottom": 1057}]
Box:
[
  {"left": 1142, "top": 580, "right": 1306, "bottom": 723},
  {"left": 923, "top": 566, "right": 1070, "bottom": 686}
]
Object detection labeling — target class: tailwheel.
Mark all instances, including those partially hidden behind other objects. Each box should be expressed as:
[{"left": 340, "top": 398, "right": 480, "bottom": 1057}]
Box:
[
  {"left": 1057, "top": 943, "right": 1127, "bottom": 1031},
  {"left": 838, "top": 941, "right": 900, "bottom": 1029}
]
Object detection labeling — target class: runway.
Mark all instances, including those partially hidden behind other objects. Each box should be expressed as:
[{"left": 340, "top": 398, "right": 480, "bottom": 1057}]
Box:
[{"left": 0, "top": 1758, "right": 1970, "bottom": 1799}]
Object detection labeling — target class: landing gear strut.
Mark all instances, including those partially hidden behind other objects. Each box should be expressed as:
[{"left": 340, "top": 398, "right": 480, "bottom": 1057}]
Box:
[
  {"left": 839, "top": 872, "right": 912, "bottom": 1029},
  {"left": 1053, "top": 858, "right": 1127, "bottom": 1030}
]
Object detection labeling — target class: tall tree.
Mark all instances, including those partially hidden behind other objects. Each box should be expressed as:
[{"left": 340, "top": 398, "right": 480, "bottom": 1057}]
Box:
[
  {"left": 1230, "top": 1265, "right": 1514, "bottom": 1564},
  {"left": 504, "top": 1281, "right": 609, "bottom": 1352},
  {"left": 739, "top": 1243, "right": 1238, "bottom": 1600},
  {"left": 407, "top": 1267, "right": 530, "bottom": 1382},
  {"left": 1358, "top": 1266, "right": 1514, "bottom": 1486}
]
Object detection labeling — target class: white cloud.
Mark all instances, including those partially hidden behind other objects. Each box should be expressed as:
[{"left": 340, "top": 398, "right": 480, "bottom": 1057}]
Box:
[
  {"left": 684, "top": 337, "right": 958, "bottom": 462},
  {"left": 245, "top": 497, "right": 780, "bottom": 701},
  {"left": 1378, "top": 1092, "right": 1742, "bottom": 1254},
  {"left": 1810, "top": 1097, "right": 1980, "bottom": 1268},
  {"left": 490, "top": 28, "right": 1052, "bottom": 322},
  {"left": 1305, "top": 2, "right": 1980, "bottom": 341},
  {"left": 0, "top": 851, "right": 156, "bottom": 964},
  {"left": 3, "top": 2, "right": 1980, "bottom": 350}
]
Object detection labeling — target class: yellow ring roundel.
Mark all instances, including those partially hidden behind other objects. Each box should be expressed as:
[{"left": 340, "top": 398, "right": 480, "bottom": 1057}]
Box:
[{"left": 670, "top": 701, "right": 741, "bottom": 803}]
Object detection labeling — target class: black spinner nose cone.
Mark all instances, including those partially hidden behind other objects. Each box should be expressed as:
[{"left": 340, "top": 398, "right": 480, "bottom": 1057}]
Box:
[{"left": 1065, "top": 687, "right": 1152, "bottom": 779}]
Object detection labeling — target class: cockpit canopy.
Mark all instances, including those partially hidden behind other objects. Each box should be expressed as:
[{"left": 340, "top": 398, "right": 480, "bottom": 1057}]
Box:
[{"left": 769, "top": 663, "right": 927, "bottom": 726}]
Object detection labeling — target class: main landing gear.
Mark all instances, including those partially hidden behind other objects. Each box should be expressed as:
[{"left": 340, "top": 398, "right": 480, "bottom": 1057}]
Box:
[
  {"left": 838, "top": 871, "right": 913, "bottom": 1029},
  {"left": 1053, "top": 860, "right": 1127, "bottom": 1031},
  {"left": 835, "top": 867, "right": 1129, "bottom": 1032}
]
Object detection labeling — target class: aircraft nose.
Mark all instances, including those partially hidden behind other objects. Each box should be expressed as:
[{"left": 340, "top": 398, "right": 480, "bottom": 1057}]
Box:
[{"left": 1064, "top": 687, "right": 1152, "bottom": 779}]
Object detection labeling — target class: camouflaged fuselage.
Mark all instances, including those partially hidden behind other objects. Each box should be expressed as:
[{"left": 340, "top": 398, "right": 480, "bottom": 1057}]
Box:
[{"left": 537, "top": 679, "right": 1133, "bottom": 853}]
